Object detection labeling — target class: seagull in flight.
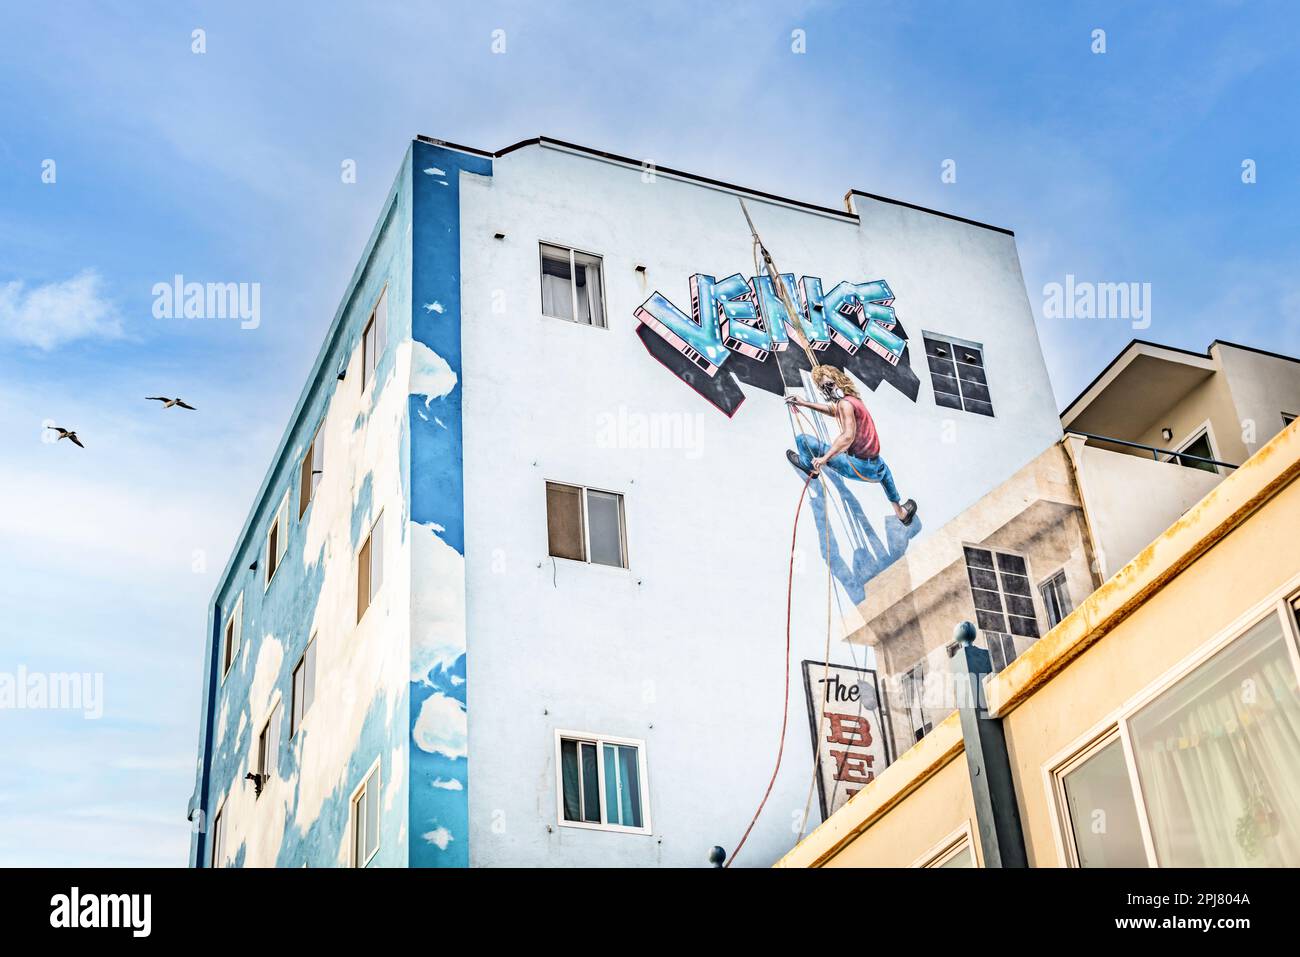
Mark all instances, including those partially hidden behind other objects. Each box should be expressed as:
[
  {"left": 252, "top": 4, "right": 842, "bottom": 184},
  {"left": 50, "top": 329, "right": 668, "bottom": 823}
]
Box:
[
  {"left": 47, "top": 426, "right": 85, "bottom": 448},
  {"left": 146, "top": 396, "right": 197, "bottom": 410}
]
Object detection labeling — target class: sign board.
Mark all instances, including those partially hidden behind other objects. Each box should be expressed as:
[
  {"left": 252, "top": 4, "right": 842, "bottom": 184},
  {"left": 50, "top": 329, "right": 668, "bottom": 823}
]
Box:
[{"left": 801, "top": 659, "right": 892, "bottom": 822}]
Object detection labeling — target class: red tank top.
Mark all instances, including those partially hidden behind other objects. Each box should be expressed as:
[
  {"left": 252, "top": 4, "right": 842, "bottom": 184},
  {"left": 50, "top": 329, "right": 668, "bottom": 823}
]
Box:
[{"left": 843, "top": 396, "right": 880, "bottom": 459}]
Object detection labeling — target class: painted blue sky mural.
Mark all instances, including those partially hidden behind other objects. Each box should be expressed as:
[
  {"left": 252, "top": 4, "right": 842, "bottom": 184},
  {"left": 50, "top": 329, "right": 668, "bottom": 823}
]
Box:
[{"left": 1, "top": 1, "right": 1298, "bottom": 865}]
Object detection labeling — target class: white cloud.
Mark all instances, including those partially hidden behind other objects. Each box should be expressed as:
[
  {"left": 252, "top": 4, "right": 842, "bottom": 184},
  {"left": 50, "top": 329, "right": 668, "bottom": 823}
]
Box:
[
  {"left": 408, "top": 340, "right": 458, "bottom": 407},
  {"left": 422, "top": 826, "right": 453, "bottom": 849},
  {"left": 430, "top": 777, "right": 463, "bottom": 791},
  {"left": 0, "top": 270, "right": 123, "bottom": 350},
  {"left": 412, "top": 692, "right": 466, "bottom": 759}
]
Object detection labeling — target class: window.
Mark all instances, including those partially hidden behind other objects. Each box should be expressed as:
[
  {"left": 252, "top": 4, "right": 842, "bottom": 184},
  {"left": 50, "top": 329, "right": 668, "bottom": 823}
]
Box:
[
  {"left": 351, "top": 761, "right": 381, "bottom": 867},
  {"left": 1128, "top": 611, "right": 1300, "bottom": 866},
  {"left": 1040, "top": 569, "right": 1073, "bottom": 629},
  {"left": 539, "top": 243, "right": 606, "bottom": 328},
  {"left": 903, "top": 660, "right": 932, "bottom": 743},
  {"left": 556, "top": 732, "right": 650, "bottom": 833},
  {"left": 1057, "top": 734, "right": 1147, "bottom": 867},
  {"left": 298, "top": 424, "right": 324, "bottom": 519},
  {"left": 923, "top": 333, "right": 993, "bottom": 417},
  {"left": 1282, "top": 412, "right": 1296, "bottom": 428},
  {"left": 1165, "top": 428, "right": 1217, "bottom": 473},
  {"left": 291, "top": 637, "right": 317, "bottom": 737},
  {"left": 221, "top": 594, "right": 243, "bottom": 679},
  {"left": 210, "top": 804, "right": 226, "bottom": 868},
  {"left": 361, "top": 287, "right": 388, "bottom": 391},
  {"left": 357, "top": 511, "right": 384, "bottom": 622},
  {"left": 915, "top": 826, "right": 976, "bottom": 868},
  {"left": 1050, "top": 603, "right": 1300, "bottom": 867},
  {"left": 265, "top": 492, "right": 289, "bottom": 588},
  {"left": 256, "top": 700, "right": 283, "bottom": 790},
  {"left": 964, "top": 546, "right": 1039, "bottom": 641},
  {"left": 981, "top": 631, "right": 1020, "bottom": 672},
  {"left": 545, "top": 482, "right": 626, "bottom": 568}
]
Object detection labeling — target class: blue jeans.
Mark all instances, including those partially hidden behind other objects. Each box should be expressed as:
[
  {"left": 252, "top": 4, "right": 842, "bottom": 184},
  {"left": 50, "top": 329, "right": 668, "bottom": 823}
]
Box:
[{"left": 795, "top": 433, "right": 901, "bottom": 504}]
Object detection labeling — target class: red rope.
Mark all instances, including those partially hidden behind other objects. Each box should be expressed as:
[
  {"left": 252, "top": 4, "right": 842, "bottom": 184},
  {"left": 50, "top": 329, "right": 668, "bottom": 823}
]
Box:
[{"left": 726, "top": 470, "right": 816, "bottom": 867}]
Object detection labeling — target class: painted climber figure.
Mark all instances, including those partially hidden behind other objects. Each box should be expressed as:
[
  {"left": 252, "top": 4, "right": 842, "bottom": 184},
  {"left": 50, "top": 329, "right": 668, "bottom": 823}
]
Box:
[{"left": 785, "top": 365, "right": 918, "bottom": 526}]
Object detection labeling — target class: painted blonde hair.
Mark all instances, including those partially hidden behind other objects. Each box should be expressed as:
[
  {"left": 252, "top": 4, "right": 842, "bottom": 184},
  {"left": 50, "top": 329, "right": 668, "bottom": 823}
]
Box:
[{"left": 811, "top": 365, "right": 859, "bottom": 399}]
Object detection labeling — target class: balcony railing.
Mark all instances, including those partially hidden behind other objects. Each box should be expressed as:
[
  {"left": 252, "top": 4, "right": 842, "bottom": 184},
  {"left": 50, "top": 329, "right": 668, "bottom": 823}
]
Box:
[{"left": 1066, "top": 430, "right": 1238, "bottom": 471}]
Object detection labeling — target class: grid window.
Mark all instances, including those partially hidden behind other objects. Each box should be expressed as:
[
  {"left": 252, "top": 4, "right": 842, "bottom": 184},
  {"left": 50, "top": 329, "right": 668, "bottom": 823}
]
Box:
[
  {"left": 221, "top": 594, "right": 243, "bottom": 679},
  {"left": 291, "top": 637, "right": 317, "bottom": 737},
  {"left": 557, "top": 733, "right": 648, "bottom": 832},
  {"left": 964, "top": 546, "right": 1040, "bottom": 642},
  {"left": 1040, "top": 569, "right": 1073, "bottom": 629},
  {"left": 299, "top": 424, "right": 325, "bottom": 519},
  {"left": 351, "top": 763, "right": 381, "bottom": 867},
  {"left": 357, "top": 512, "right": 384, "bottom": 622},
  {"left": 539, "top": 243, "right": 606, "bottom": 328},
  {"left": 361, "top": 288, "right": 388, "bottom": 391},
  {"left": 545, "top": 482, "right": 626, "bottom": 568},
  {"left": 923, "top": 334, "right": 993, "bottom": 417}
]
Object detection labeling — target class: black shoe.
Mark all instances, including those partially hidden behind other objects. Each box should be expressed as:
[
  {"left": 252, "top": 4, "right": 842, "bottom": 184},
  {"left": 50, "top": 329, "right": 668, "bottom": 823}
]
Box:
[
  {"left": 899, "top": 499, "right": 917, "bottom": 526},
  {"left": 786, "top": 449, "right": 815, "bottom": 478}
]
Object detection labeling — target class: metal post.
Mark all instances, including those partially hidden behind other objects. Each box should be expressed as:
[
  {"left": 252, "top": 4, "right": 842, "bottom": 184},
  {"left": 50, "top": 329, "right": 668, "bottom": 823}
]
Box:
[{"left": 949, "top": 621, "right": 1029, "bottom": 867}]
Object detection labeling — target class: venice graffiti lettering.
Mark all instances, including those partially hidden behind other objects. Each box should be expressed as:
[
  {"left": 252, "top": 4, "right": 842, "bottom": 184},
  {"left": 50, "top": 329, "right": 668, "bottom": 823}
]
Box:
[{"left": 634, "top": 272, "right": 921, "bottom": 416}]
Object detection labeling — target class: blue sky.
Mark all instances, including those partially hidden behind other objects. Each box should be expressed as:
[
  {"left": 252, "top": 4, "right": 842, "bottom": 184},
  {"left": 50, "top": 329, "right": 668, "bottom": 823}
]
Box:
[{"left": 1, "top": 1, "right": 1296, "bottom": 865}]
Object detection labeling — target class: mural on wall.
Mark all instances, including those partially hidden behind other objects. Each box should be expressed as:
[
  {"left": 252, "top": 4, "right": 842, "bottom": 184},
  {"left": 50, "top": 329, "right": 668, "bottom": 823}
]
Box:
[
  {"left": 634, "top": 271, "right": 921, "bottom": 417},
  {"left": 801, "top": 659, "right": 892, "bottom": 820},
  {"left": 636, "top": 270, "right": 925, "bottom": 602}
]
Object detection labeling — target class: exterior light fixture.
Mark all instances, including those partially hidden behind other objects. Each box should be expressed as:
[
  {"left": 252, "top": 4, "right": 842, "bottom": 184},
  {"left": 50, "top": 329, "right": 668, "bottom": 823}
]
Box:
[{"left": 1161, "top": 428, "right": 1174, "bottom": 441}]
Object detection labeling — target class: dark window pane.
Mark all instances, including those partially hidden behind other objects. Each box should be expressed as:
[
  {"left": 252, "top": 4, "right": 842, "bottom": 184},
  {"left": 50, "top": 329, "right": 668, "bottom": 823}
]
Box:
[
  {"left": 967, "top": 567, "right": 1000, "bottom": 592},
  {"left": 960, "top": 381, "right": 991, "bottom": 405},
  {"left": 971, "top": 587, "right": 1005, "bottom": 613},
  {"left": 976, "top": 608, "right": 1007, "bottom": 632},
  {"left": 580, "top": 742, "right": 600, "bottom": 823},
  {"left": 995, "top": 552, "right": 1027, "bottom": 576},
  {"left": 964, "top": 398, "right": 995, "bottom": 417},
  {"left": 933, "top": 391, "right": 963, "bottom": 411},
  {"left": 560, "top": 740, "right": 580, "bottom": 821},
  {"left": 1005, "top": 594, "right": 1037, "bottom": 619},
  {"left": 545, "top": 483, "right": 585, "bottom": 561},
  {"left": 964, "top": 547, "right": 995, "bottom": 569},
  {"left": 1009, "top": 615, "right": 1040, "bottom": 638}
]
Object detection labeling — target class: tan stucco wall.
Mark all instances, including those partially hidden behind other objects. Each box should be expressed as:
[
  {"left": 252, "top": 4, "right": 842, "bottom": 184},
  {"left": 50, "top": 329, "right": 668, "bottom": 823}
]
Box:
[
  {"left": 1129, "top": 359, "right": 1247, "bottom": 466},
  {"left": 820, "top": 753, "right": 979, "bottom": 867}
]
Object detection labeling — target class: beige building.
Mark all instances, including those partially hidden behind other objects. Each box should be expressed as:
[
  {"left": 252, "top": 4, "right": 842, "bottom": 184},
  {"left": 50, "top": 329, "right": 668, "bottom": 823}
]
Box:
[
  {"left": 861, "top": 338, "right": 1300, "bottom": 765},
  {"left": 781, "top": 398, "right": 1300, "bottom": 868}
]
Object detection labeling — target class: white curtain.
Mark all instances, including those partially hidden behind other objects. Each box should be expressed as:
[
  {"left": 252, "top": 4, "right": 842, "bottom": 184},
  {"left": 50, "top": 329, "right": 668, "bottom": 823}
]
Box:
[{"left": 1131, "top": 614, "right": 1300, "bottom": 866}]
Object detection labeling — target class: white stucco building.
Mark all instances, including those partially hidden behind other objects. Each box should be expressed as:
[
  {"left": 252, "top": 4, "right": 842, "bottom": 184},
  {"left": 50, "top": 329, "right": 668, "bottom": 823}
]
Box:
[{"left": 188, "top": 135, "right": 1064, "bottom": 868}]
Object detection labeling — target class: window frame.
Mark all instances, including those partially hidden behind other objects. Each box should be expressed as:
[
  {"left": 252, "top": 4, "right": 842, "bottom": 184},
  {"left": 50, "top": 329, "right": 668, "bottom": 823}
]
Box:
[
  {"left": 1038, "top": 568, "right": 1072, "bottom": 630},
  {"left": 264, "top": 491, "right": 290, "bottom": 590},
  {"left": 349, "top": 757, "right": 382, "bottom": 868},
  {"left": 1161, "top": 420, "right": 1222, "bottom": 474},
  {"left": 299, "top": 422, "right": 324, "bottom": 519},
  {"left": 356, "top": 510, "right": 384, "bottom": 623},
  {"left": 256, "top": 696, "right": 283, "bottom": 795},
  {"left": 921, "top": 330, "right": 994, "bottom": 417},
  {"left": 220, "top": 592, "right": 243, "bottom": 683},
  {"left": 360, "top": 285, "right": 388, "bottom": 392},
  {"left": 291, "top": 635, "right": 317, "bottom": 739},
  {"left": 1044, "top": 579, "right": 1300, "bottom": 867},
  {"left": 1282, "top": 412, "right": 1296, "bottom": 428},
  {"left": 911, "top": 821, "right": 979, "bottom": 867},
  {"left": 538, "top": 242, "right": 608, "bottom": 330},
  {"left": 553, "top": 729, "right": 652, "bottom": 835},
  {"left": 544, "top": 481, "right": 628, "bottom": 569},
  {"left": 210, "top": 796, "right": 227, "bottom": 868}
]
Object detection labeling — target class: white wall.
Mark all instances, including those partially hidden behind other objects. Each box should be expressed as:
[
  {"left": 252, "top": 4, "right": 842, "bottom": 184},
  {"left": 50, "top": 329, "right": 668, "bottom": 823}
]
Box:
[
  {"left": 454, "top": 143, "right": 1062, "bottom": 866},
  {"left": 1067, "top": 438, "right": 1223, "bottom": 581},
  {"left": 1216, "top": 343, "right": 1300, "bottom": 456}
]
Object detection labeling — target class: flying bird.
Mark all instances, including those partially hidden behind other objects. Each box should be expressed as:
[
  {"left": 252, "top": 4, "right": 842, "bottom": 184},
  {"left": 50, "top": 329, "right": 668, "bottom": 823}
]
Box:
[
  {"left": 47, "top": 426, "right": 85, "bottom": 448},
  {"left": 146, "top": 396, "right": 197, "bottom": 410}
]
